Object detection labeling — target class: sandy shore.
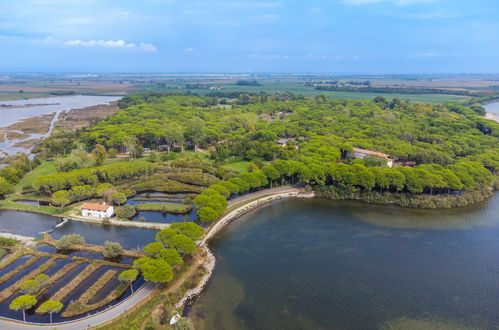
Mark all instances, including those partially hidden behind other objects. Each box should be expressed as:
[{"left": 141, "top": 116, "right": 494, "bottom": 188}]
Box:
[{"left": 485, "top": 112, "right": 499, "bottom": 123}]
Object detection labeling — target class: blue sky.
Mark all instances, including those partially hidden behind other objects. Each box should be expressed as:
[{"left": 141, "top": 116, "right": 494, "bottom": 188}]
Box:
[{"left": 0, "top": 0, "right": 498, "bottom": 73}]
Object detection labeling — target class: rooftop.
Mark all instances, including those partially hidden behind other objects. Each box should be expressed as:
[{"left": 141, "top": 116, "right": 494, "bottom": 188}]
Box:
[
  {"left": 81, "top": 203, "right": 111, "bottom": 211},
  {"left": 352, "top": 147, "right": 391, "bottom": 159}
]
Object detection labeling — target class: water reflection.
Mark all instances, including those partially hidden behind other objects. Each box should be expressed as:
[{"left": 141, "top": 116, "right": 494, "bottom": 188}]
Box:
[{"left": 192, "top": 195, "right": 499, "bottom": 330}]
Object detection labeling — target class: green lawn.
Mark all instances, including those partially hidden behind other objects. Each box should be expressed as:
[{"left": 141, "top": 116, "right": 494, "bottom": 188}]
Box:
[
  {"left": 14, "top": 161, "right": 57, "bottom": 192},
  {"left": 222, "top": 159, "right": 250, "bottom": 173}
]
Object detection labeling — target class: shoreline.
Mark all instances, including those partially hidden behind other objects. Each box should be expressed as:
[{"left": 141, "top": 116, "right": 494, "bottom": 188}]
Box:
[{"left": 485, "top": 112, "right": 499, "bottom": 123}]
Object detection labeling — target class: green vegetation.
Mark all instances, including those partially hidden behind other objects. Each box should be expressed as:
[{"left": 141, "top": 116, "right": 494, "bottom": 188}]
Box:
[
  {"left": 38, "top": 300, "right": 63, "bottom": 324},
  {"left": 134, "top": 202, "right": 192, "bottom": 214},
  {"left": 118, "top": 269, "right": 139, "bottom": 293},
  {"left": 0, "top": 237, "right": 20, "bottom": 246},
  {"left": 102, "top": 241, "right": 124, "bottom": 258},
  {"left": 20, "top": 274, "right": 49, "bottom": 294},
  {"left": 115, "top": 205, "right": 137, "bottom": 219},
  {"left": 9, "top": 295, "right": 37, "bottom": 321},
  {"left": 55, "top": 233, "right": 85, "bottom": 250}
]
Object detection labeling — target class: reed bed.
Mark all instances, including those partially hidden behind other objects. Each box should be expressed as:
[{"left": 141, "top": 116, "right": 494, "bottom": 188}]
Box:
[
  {"left": 0, "top": 256, "right": 40, "bottom": 286},
  {"left": 62, "top": 269, "right": 117, "bottom": 317},
  {"left": 0, "top": 257, "right": 56, "bottom": 302},
  {"left": 36, "top": 263, "right": 100, "bottom": 313}
]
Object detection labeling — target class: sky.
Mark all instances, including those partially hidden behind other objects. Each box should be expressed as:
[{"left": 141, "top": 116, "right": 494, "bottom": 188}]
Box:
[{"left": 0, "top": 0, "right": 498, "bottom": 73}]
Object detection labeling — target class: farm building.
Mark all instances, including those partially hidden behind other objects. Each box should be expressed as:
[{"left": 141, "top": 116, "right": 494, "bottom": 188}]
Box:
[
  {"left": 81, "top": 203, "right": 114, "bottom": 218},
  {"left": 350, "top": 147, "right": 395, "bottom": 168}
]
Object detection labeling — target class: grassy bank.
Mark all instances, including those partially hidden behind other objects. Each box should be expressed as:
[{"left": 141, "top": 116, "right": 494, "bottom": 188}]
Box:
[
  {"left": 135, "top": 202, "right": 192, "bottom": 214},
  {"left": 14, "top": 160, "right": 56, "bottom": 192}
]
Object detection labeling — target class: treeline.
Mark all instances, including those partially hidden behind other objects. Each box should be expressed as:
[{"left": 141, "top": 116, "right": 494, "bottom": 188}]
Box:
[
  {"left": 0, "top": 154, "right": 40, "bottom": 196},
  {"left": 315, "top": 85, "right": 476, "bottom": 96},
  {"left": 192, "top": 158, "right": 494, "bottom": 220},
  {"left": 32, "top": 162, "right": 154, "bottom": 195}
]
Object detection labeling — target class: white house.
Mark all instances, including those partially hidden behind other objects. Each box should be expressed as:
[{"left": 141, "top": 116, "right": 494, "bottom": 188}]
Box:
[
  {"left": 350, "top": 147, "right": 394, "bottom": 168},
  {"left": 81, "top": 203, "right": 114, "bottom": 218}
]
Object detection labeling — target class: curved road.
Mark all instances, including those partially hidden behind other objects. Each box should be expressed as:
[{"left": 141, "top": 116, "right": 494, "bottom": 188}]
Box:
[
  {"left": 227, "top": 184, "right": 302, "bottom": 207},
  {"left": 0, "top": 282, "right": 155, "bottom": 329}
]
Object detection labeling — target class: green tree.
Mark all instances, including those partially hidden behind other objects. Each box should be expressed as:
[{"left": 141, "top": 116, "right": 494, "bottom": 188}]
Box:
[
  {"left": 20, "top": 274, "right": 49, "bottom": 295},
  {"left": 133, "top": 256, "right": 153, "bottom": 270},
  {"left": 55, "top": 233, "right": 85, "bottom": 250},
  {"left": 155, "top": 228, "right": 178, "bottom": 247},
  {"left": 0, "top": 177, "right": 13, "bottom": 196},
  {"left": 118, "top": 269, "right": 139, "bottom": 293},
  {"left": 197, "top": 207, "right": 219, "bottom": 223},
  {"left": 110, "top": 192, "right": 127, "bottom": 206},
  {"left": 141, "top": 259, "right": 173, "bottom": 285},
  {"left": 103, "top": 241, "right": 123, "bottom": 258},
  {"left": 9, "top": 295, "right": 37, "bottom": 321},
  {"left": 93, "top": 144, "right": 108, "bottom": 166},
  {"left": 51, "top": 190, "right": 71, "bottom": 209},
  {"left": 170, "top": 234, "right": 197, "bottom": 253},
  {"left": 143, "top": 242, "right": 164, "bottom": 257},
  {"left": 156, "top": 248, "right": 184, "bottom": 266},
  {"left": 116, "top": 205, "right": 137, "bottom": 219},
  {"left": 38, "top": 300, "right": 63, "bottom": 324},
  {"left": 169, "top": 222, "right": 204, "bottom": 241}
]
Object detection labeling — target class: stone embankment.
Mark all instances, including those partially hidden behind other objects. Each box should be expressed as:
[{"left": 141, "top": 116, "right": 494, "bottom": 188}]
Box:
[
  {"left": 175, "top": 189, "right": 315, "bottom": 310},
  {"left": 67, "top": 213, "right": 169, "bottom": 230}
]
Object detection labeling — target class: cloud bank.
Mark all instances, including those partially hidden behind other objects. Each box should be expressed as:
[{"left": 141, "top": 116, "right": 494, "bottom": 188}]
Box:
[{"left": 35, "top": 37, "right": 157, "bottom": 52}]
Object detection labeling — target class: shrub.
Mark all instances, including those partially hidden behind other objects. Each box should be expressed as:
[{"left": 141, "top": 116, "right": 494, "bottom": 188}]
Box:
[
  {"left": 103, "top": 241, "right": 124, "bottom": 258},
  {"left": 116, "top": 205, "right": 137, "bottom": 219},
  {"left": 55, "top": 234, "right": 85, "bottom": 250},
  {"left": 0, "top": 237, "right": 20, "bottom": 246}
]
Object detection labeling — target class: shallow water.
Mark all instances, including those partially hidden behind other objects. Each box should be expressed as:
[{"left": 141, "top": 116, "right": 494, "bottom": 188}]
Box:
[
  {"left": 0, "top": 95, "right": 120, "bottom": 155},
  {"left": 483, "top": 101, "right": 499, "bottom": 115},
  {"left": 192, "top": 194, "right": 499, "bottom": 330}
]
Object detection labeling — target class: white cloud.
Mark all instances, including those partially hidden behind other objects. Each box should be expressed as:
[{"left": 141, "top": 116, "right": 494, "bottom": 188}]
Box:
[
  {"left": 183, "top": 47, "right": 195, "bottom": 52},
  {"left": 34, "top": 37, "right": 157, "bottom": 51}
]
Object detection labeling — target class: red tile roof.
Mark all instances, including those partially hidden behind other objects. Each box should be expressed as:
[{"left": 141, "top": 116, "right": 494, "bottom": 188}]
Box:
[{"left": 81, "top": 203, "right": 111, "bottom": 211}]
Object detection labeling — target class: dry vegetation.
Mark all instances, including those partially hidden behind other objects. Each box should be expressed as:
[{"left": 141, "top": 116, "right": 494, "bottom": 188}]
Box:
[{"left": 62, "top": 269, "right": 117, "bottom": 317}]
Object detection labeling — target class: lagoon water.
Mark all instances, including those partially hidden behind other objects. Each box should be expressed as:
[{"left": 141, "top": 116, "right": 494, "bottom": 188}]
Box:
[
  {"left": 0, "top": 210, "right": 157, "bottom": 249},
  {"left": 0, "top": 95, "right": 120, "bottom": 155},
  {"left": 483, "top": 101, "right": 499, "bottom": 115},
  {"left": 192, "top": 194, "right": 499, "bottom": 330}
]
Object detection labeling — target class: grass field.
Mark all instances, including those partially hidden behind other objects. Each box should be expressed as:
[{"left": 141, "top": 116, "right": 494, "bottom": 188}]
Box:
[
  {"left": 14, "top": 161, "right": 56, "bottom": 192},
  {"left": 222, "top": 158, "right": 250, "bottom": 173}
]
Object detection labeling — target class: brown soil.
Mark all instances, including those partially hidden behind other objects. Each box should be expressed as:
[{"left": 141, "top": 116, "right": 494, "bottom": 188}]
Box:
[{"left": 54, "top": 101, "right": 120, "bottom": 132}]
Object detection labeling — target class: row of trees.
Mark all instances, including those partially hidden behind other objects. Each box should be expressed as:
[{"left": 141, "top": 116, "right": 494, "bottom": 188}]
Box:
[
  {"left": 132, "top": 222, "right": 203, "bottom": 286},
  {"left": 33, "top": 162, "right": 153, "bottom": 195}
]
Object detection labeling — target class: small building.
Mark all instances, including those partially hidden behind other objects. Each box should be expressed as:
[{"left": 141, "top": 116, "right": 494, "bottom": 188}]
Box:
[
  {"left": 277, "top": 138, "right": 295, "bottom": 146},
  {"left": 81, "top": 203, "right": 114, "bottom": 218},
  {"left": 350, "top": 147, "right": 394, "bottom": 168}
]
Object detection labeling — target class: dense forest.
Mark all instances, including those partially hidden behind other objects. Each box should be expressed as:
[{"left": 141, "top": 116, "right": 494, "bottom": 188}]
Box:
[{"left": 3, "top": 92, "right": 498, "bottom": 212}]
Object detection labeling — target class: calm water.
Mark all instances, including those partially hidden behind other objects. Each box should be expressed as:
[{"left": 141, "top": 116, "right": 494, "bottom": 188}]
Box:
[
  {"left": 484, "top": 101, "right": 499, "bottom": 116},
  {"left": 0, "top": 210, "right": 157, "bottom": 249},
  {"left": 0, "top": 95, "right": 120, "bottom": 155},
  {"left": 192, "top": 194, "right": 499, "bottom": 330}
]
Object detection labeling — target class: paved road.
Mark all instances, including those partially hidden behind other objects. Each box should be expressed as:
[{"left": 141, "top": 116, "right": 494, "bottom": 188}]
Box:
[
  {"left": 0, "top": 282, "right": 155, "bottom": 329},
  {"left": 228, "top": 185, "right": 302, "bottom": 207}
]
